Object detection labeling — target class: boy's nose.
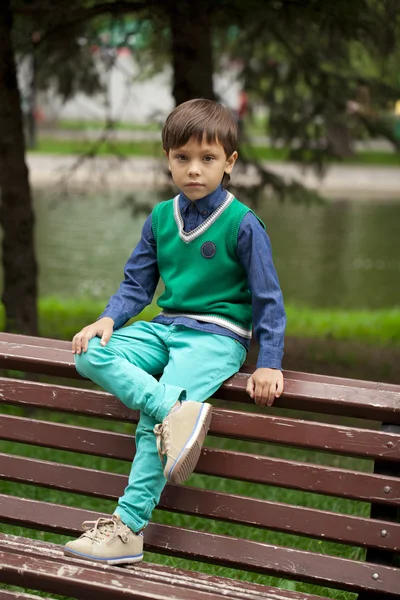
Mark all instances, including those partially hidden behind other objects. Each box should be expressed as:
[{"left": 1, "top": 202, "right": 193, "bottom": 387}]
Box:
[{"left": 188, "top": 162, "right": 201, "bottom": 176}]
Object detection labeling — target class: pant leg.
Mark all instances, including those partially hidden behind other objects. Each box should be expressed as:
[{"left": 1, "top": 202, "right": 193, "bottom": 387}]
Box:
[
  {"left": 74, "top": 321, "right": 185, "bottom": 422},
  {"left": 115, "top": 326, "right": 246, "bottom": 532}
]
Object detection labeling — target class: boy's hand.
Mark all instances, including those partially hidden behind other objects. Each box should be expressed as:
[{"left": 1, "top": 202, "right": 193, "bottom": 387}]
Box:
[
  {"left": 246, "top": 368, "right": 284, "bottom": 407},
  {"left": 72, "top": 317, "right": 114, "bottom": 355}
]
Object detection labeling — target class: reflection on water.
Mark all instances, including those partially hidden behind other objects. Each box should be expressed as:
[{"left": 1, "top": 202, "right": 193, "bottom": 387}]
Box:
[{"left": 9, "top": 189, "right": 400, "bottom": 309}]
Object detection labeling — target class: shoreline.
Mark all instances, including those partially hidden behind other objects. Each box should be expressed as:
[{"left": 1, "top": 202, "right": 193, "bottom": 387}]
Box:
[{"left": 26, "top": 153, "right": 400, "bottom": 200}]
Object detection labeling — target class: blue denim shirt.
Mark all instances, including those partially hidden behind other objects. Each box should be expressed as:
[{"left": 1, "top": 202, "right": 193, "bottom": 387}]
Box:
[{"left": 101, "top": 185, "right": 286, "bottom": 369}]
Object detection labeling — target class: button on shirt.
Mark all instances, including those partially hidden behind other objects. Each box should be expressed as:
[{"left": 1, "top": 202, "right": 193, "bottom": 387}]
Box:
[{"left": 100, "top": 185, "right": 286, "bottom": 369}]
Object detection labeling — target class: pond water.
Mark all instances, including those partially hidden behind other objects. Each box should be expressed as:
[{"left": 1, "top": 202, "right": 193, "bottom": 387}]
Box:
[{"left": 26, "top": 189, "right": 400, "bottom": 309}]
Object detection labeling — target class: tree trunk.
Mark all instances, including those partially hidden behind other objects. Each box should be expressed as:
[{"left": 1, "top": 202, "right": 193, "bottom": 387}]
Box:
[
  {"left": 0, "top": 0, "right": 38, "bottom": 335},
  {"left": 169, "top": 1, "right": 215, "bottom": 105}
]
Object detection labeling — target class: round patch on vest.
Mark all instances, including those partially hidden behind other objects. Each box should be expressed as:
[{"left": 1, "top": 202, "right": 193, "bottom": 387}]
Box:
[{"left": 201, "top": 241, "right": 216, "bottom": 258}]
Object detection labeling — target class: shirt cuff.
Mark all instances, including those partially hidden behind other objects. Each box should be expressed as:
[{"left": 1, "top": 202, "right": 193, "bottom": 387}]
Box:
[
  {"left": 256, "top": 348, "right": 283, "bottom": 370},
  {"left": 98, "top": 309, "right": 120, "bottom": 328}
]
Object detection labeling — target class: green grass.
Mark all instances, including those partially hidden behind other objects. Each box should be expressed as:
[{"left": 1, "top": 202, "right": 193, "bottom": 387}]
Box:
[
  {"left": 1, "top": 297, "right": 399, "bottom": 347},
  {"left": 1, "top": 402, "right": 367, "bottom": 599},
  {"left": 285, "top": 304, "right": 400, "bottom": 346},
  {"left": 32, "top": 137, "right": 163, "bottom": 157},
  {"left": 244, "top": 145, "right": 400, "bottom": 166},
  {"left": 55, "top": 119, "right": 162, "bottom": 132},
  {"left": 30, "top": 136, "right": 400, "bottom": 166}
]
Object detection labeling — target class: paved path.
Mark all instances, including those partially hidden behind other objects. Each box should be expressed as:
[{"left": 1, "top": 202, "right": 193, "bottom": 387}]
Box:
[{"left": 27, "top": 153, "right": 400, "bottom": 199}]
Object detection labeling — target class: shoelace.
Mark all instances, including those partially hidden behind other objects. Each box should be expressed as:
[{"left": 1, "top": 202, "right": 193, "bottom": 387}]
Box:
[
  {"left": 81, "top": 517, "right": 129, "bottom": 543},
  {"left": 154, "top": 420, "right": 171, "bottom": 462}
]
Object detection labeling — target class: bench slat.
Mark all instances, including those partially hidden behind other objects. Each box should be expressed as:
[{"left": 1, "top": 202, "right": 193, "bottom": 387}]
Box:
[
  {"left": 3, "top": 332, "right": 399, "bottom": 393},
  {"left": 2, "top": 381, "right": 400, "bottom": 461},
  {"left": 1, "top": 340, "right": 400, "bottom": 422},
  {"left": 0, "top": 340, "right": 77, "bottom": 379},
  {"left": 199, "top": 447, "right": 400, "bottom": 505},
  {"left": 0, "top": 548, "right": 241, "bottom": 600},
  {"left": 0, "top": 535, "right": 328, "bottom": 600},
  {"left": 0, "top": 591, "right": 54, "bottom": 600},
  {"left": 0, "top": 496, "right": 399, "bottom": 595},
  {"left": 1, "top": 454, "right": 399, "bottom": 551},
  {"left": 0, "top": 333, "right": 71, "bottom": 349},
  {"left": 2, "top": 414, "right": 398, "bottom": 505}
]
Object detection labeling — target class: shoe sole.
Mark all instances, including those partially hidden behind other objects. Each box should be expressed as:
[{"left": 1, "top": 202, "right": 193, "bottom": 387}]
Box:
[
  {"left": 167, "top": 403, "right": 212, "bottom": 485},
  {"left": 63, "top": 547, "right": 143, "bottom": 565}
]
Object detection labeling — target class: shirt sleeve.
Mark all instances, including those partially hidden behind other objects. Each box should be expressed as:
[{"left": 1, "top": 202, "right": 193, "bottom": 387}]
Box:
[
  {"left": 99, "top": 213, "right": 160, "bottom": 329},
  {"left": 237, "top": 211, "right": 286, "bottom": 369}
]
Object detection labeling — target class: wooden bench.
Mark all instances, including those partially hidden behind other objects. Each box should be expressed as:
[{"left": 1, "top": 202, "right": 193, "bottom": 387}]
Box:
[{"left": 0, "top": 331, "right": 399, "bottom": 600}]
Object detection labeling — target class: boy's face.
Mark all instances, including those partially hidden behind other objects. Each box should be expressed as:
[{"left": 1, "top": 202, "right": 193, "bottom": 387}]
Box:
[{"left": 166, "top": 136, "right": 238, "bottom": 201}]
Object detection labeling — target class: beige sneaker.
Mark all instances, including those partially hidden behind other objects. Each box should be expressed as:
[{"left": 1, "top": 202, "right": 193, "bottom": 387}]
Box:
[
  {"left": 63, "top": 515, "right": 143, "bottom": 565},
  {"left": 154, "top": 400, "right": 212, "bottom": 484}
]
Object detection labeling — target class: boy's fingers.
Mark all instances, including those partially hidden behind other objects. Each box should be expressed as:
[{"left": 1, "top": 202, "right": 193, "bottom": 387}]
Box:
[
  {"left": 259, "top": 383, "right": 269, "bottom": 407},
  {"left": 72, "top": 334, "right": 81, "bottom": 355},
  {"left": 276, "top": 377, "right": 284, "bottom": 398},
  {"left": 267, "top": 383, "right": 276, "bottom": 407},
  {"left": 246, "top": 376, "right": 255, "bottom": 398},
  {"left": 101, "top": 328, "right": 112, "bottom": 346},
  {"left": 82, "top": 331, "right": 94, "bottom": 353},
  {"left": 254, "top": 381, "right": 264, "bottom": 404}
]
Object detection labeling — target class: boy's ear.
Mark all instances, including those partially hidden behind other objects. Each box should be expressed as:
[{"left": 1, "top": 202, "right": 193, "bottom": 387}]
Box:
[{"left": 225, "top": 151, "right": 238, "bottom": 174}]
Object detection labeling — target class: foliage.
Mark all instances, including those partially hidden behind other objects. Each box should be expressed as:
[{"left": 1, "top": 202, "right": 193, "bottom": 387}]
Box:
[
  {"left": 217, "top": 0, "right": 400, "bottom": 171},
  {"left": 11, "top": 0, "right": 400, "bottom": 199},
  {"left": 12, "top": 1, "right": 105, "bottom": 101}
]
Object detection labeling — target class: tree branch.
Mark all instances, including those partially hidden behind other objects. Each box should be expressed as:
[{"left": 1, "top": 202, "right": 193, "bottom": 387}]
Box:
[
  {"left": 15, "top": 0, "right": 162, "bottom": 48},
  {"left": 14, "top": 0, "right": 156, "bottom": 16},
  {"left": 13, "top": 0, "right": 161, "bottom": 34}
]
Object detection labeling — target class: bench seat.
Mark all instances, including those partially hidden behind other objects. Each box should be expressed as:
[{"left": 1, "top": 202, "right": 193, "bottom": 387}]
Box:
[{"left": 0, "top": 332, "right": 399, "bottom": 599}]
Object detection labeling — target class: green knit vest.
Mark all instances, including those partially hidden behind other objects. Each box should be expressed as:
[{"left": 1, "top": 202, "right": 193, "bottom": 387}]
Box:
[{"left": 151, "top": 192, "right": 264, "bottom": 339}]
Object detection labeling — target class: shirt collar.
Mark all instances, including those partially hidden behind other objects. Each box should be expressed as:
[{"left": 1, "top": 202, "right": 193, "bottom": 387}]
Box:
[{"left": 178, "top": 184, "right": 227, "bottom": 215}]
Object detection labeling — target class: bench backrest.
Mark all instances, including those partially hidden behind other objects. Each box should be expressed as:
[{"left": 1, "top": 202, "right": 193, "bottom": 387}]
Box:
[{"left": 1, "top": 333, "right": 400, "bottom": 598}]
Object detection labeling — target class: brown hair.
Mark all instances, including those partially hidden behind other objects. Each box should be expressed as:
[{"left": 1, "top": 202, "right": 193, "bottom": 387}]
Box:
[{"left": 162, "top": 98, "right": 238, "bottom": 188}]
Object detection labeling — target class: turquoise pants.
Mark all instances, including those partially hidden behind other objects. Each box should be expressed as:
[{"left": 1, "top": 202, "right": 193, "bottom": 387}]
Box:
[{"left": 75, "top": 321, "right": 246, "bottom": 532}]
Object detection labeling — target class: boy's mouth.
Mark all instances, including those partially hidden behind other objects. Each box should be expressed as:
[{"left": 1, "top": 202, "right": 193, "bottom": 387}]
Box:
[{"left": 186, "top": 183, "right": 204, "bottom": 187}]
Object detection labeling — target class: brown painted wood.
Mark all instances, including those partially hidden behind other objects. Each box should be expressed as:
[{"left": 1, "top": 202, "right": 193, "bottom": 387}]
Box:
[
  {"left": 0, "top": 497, "right": 399, "bottom": 595},
  {"left": 0, "top": 377, "right": 135, "bottom": 421},
  {"left": 0, "top": 414, "right": 137, "bottom": 460},
  {"left": 0, "top": 333, "right": 71, "bottom": 349},
  {"left": 2, "top": 332, "right": 399, "bottom": 393},
  {"left": 239, "top": 362, "right": 400, "bottom": 393},
  {"left": 0, "top": 592, "right": 52, "bottom": 600},
  {"left": 2, "top": 414, "right": 399, "bottom": 505},
  {"left": 0, "top": 535, "right": 327, "bottom": 600},
  {"left": 220, "top": 372, "right": 400, "bottom": 422},
  {"left": 198, "top": 447, "right": 400, "bottom": 505},
  {"left": 2, "top": 379, "right": 400, "bottom": 461},
  {"left": 0, "top": 548, "right": 248, "bottom": 600},
  {"left": 0, "top": 339, "right": 79, "bottom": 378},
  {"left": 1, "top": 333, "right": 400, "bottom": 598},
  {"left": 211, "top": 410, "right": 400, "bottom": 461},
  {"left": 2, "top": 454, "right": 399, "bottom": 551},
  {"left": 1, "top": 335, "right": 400, "bottom": 422},
  {"left": 0, "top": 592, "right": 53, "bottom": 600}
]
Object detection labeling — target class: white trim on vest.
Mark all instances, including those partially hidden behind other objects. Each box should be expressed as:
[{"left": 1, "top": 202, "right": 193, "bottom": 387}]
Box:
[
  {"left": 160, "top": 311, "right": 252, "bottom": 339},
  {"left": 173, "top": 192, "right": 235, "bottom": 244}
]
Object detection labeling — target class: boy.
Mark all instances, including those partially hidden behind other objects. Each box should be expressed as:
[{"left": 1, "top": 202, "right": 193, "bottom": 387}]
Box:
[{"left": 64, "top": 98, "right": 286, "bottom": 565}]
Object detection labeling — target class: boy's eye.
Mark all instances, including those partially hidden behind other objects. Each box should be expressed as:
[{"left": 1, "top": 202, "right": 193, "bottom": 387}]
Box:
[
  {"left": 203, "top": 156, "right": 215, "bottom": 162},
  {"left": 175, "top": 155, "right": 187, "bottom": 161}
]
